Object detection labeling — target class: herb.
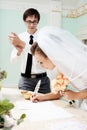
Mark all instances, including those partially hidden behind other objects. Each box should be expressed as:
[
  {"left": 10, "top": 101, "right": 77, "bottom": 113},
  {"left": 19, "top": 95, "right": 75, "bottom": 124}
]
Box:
[
  {"left": 0, "top": 99, "right": 26, "bottom": 130},
  {"left": 0, "top": 99, "right": 14, "bottom": 115},
  {"left": 17, "top": 114, "right": 26, "bottom": 125},
  {"left": 0, "top": 69, "right": 7, "bottom": 81}
]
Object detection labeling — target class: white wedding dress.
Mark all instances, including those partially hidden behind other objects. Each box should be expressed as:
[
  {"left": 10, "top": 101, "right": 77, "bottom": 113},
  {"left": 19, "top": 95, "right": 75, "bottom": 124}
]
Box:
[{"left": 36, "top": 26, "right": 87, "bottom": 111}]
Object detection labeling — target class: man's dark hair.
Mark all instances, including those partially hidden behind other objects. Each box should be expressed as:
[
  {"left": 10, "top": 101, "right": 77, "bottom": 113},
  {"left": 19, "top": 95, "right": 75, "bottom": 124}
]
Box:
[{"left": 23, "top": 8, "right": 40, "bottom": 22}]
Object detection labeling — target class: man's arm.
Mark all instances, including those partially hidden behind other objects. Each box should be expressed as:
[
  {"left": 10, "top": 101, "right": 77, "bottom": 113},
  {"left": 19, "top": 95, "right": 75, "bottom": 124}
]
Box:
[{"left": 8, "top": 32, "right": 25, "bottom": 56}]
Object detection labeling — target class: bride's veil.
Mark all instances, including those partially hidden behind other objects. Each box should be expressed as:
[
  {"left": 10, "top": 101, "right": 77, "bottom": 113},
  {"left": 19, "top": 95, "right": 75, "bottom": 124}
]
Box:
[{"left": 37, "top": 26, "right": 87, "bottom": 82}]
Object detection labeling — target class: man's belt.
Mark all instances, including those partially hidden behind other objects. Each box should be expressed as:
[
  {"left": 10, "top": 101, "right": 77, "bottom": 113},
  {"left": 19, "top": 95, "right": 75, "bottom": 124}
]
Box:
[{"left": 21, "top": 72, "right": 47, "bottom": 78}]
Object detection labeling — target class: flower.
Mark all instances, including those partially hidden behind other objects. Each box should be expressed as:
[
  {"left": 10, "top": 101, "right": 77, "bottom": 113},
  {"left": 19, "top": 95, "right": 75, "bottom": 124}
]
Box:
[
  {"left": 51, "top": 72, "right": 75, "bottom": 106},
  {"left": 51, "top": 72, "right": 69, "bottom": 92}
]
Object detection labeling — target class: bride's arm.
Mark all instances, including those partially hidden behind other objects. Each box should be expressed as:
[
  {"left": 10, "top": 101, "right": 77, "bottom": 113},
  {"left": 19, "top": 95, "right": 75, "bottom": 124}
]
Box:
[
  {"left": 62, "top": 90, "right": 87, "bottom": 100},
  {"left": 30, "top": 92, "right": 61, "bottom": 103}
]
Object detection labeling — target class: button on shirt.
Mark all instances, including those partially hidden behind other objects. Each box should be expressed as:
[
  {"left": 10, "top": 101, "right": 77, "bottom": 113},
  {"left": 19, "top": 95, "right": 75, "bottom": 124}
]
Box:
[{"left": 10, "top": 31, "right": 46, "bottom": 74}]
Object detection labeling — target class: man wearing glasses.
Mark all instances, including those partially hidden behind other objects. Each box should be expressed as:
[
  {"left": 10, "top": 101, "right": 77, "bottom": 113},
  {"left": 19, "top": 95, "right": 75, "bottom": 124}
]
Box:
[{"left": 9, "top": 8, "right": 51, "bottom": 94}]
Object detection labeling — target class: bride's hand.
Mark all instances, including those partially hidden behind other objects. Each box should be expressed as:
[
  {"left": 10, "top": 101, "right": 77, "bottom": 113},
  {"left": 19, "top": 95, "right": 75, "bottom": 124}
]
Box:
[
  {"left": 30, "top": 93, "right": 45, "bottom": 103},
  {"left": 62, "top": 90, "right": 77, "bottom": 100}
]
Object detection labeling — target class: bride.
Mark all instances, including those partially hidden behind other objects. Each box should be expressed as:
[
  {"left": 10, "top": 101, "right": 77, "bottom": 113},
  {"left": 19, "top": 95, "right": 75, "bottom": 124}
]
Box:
[{"left": 30, "top": 26, "right": 87, "bottom": 111}]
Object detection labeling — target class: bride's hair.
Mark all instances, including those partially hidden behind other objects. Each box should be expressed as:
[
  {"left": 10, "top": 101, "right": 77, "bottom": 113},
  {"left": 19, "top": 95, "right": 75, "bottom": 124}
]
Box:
[{"left": 30, "top": 42, "right": 47, "bottom": 58}]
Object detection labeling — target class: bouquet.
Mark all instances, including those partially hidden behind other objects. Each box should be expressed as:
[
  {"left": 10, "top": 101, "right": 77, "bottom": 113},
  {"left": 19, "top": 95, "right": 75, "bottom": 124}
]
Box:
[
  {"left": 51, "top": 72, "right": 69, "bottom": 92},
  {"left": 51, "top": 72, "right": 75, "bottom": 105}
]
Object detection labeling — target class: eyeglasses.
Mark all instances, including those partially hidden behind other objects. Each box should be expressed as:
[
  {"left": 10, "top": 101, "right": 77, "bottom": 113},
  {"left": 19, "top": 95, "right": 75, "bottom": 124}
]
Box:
[{"left": 25, "top": 20, "right": 38, "bottom": 25}]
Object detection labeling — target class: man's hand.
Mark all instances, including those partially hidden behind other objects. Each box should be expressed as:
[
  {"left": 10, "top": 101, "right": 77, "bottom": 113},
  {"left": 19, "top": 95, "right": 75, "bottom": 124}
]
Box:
[{"left": 8, "top": 32, "right": 25, "bottom": 56}]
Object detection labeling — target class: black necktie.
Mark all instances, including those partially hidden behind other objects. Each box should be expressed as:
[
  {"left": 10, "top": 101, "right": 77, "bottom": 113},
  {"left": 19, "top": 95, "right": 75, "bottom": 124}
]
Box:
[
  {"left": 29, "top": 35, "right": 33, "bottom": 45},
  {"left": 25, "top": 35, "right": 33, "bottom": 77}
]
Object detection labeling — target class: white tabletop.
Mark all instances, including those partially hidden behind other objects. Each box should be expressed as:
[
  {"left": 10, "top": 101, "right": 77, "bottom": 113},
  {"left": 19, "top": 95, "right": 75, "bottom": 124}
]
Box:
[{"left": 1, "top": 87, "right": 87, "bottom": 130}]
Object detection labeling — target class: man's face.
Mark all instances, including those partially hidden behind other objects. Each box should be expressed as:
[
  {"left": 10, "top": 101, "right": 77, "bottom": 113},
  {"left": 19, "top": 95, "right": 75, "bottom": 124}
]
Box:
[{"left": 24, "top": 15, "right": 38, "bottom": 34}]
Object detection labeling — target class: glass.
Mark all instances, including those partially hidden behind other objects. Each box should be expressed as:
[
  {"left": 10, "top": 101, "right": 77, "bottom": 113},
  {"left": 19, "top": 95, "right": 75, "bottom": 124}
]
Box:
[{"left": 25, "top": 20, "right": 38, "bottom": 25}]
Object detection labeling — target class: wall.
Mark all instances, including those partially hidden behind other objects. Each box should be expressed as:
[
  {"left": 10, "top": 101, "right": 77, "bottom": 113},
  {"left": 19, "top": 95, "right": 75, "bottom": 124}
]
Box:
[
  {"left": 77, "top": 14, "right": 87, "bottom": 39},
  {"left": 0, "top": 9, "right": 24, "bottom": 86},
  {"left": 61, "top": 17, "right": 78, "bottom": 35}
]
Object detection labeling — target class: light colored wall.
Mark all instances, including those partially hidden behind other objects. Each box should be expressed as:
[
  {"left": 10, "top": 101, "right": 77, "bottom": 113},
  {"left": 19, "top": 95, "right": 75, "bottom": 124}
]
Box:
[
  {"left": 77, "top": 14, "right": 87, "bottom": 31},
  {"left": 0, "top": 10, "right": 24, "bottom": 86},
  {"left": 61, "top": 17, "right": 78, "bottom": 35},
  {"left": 62, "top": 14, "right": 87, "bottom": 38}
]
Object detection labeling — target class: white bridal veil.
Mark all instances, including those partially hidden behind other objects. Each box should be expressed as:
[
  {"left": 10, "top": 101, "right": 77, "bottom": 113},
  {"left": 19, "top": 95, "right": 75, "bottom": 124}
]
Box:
[{"left": 37, "top": 26, "right": 87, "bottom": 84}]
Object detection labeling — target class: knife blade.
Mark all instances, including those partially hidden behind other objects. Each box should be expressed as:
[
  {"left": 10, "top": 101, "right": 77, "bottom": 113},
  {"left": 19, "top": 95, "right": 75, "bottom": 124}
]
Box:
[{"left": 34, "top": 80, "right": 41, "bottom": 95}]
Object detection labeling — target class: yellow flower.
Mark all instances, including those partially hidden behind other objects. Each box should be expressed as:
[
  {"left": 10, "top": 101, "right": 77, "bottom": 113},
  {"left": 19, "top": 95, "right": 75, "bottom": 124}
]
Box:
[{"left": 51, "top": 72, "right": 69, "bottom": 92}]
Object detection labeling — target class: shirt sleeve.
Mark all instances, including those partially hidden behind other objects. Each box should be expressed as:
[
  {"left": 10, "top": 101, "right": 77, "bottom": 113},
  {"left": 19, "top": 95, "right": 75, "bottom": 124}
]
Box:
[{"left": 10, "top": 48, "right": 20, "bottom": 64}]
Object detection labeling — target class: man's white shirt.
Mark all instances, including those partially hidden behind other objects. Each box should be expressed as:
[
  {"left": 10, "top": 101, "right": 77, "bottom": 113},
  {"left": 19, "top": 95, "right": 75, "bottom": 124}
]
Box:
[{"left": 10, "top": 31, "right": 46, "bottom": 74}]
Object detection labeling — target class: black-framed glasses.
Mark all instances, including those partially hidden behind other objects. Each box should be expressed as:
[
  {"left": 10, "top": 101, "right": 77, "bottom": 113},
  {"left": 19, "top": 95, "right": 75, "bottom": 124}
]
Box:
[{"left": 25, "top": 20, "right": 38, "bottom": 25}]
